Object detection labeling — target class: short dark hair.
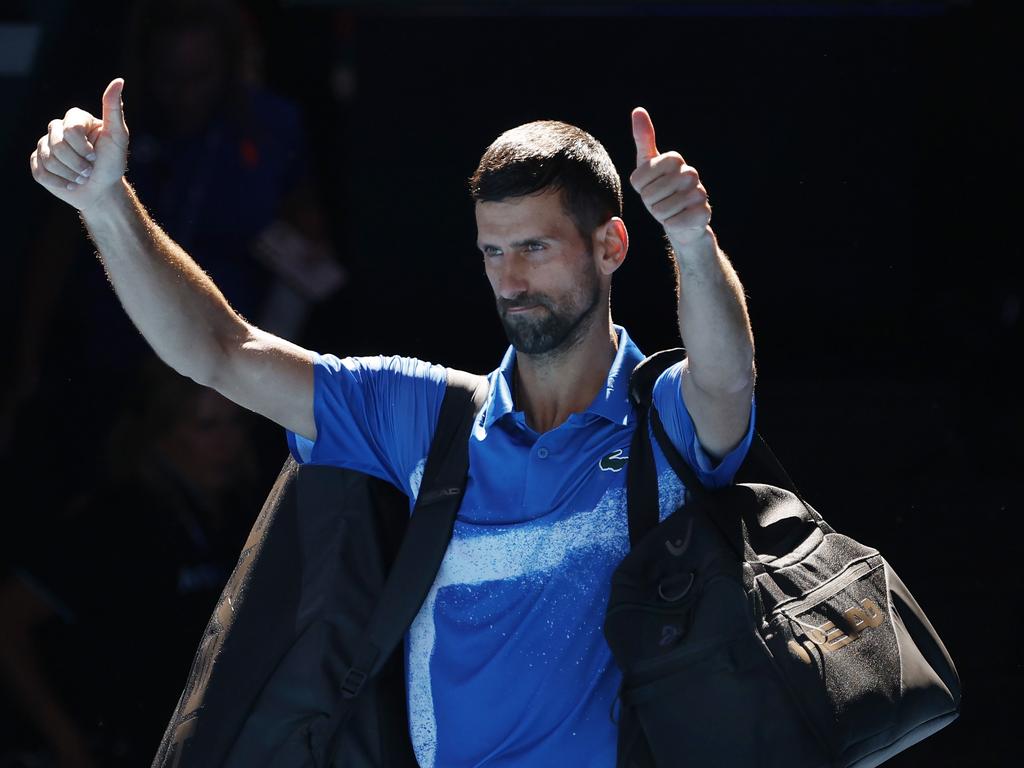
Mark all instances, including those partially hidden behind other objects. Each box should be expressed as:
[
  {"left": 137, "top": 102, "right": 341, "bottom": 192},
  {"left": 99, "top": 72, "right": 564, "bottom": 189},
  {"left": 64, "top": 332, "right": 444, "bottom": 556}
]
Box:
[{"left": 469, "top": 120, "right": 623, "bottom": 241}]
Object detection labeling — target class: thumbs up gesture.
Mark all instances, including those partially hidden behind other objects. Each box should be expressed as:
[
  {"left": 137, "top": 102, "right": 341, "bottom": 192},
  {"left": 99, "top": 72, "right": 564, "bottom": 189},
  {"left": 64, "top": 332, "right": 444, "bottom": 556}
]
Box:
[
  {"left": 629, "top": 107, "right": 712, "bottom": 251},
  {"left": 29, "top": 78, "right": 130, "bottom": 213}
]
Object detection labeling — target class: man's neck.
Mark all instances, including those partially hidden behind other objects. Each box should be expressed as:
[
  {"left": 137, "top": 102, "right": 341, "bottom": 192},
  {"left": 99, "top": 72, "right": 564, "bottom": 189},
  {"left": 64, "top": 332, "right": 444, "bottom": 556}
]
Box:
[{"left": 513, "top": 317, "right": 619, "bottom": 434}]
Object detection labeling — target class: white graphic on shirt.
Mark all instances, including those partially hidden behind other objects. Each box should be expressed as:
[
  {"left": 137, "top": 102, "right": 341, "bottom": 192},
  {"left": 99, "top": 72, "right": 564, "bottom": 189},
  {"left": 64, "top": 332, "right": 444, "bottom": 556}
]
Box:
[
  {"left": 657, "top": 467, "right": 686, "bottom": 520},
  {"left": 404, "top": 465, "right": 686, "bottom": 768},
  {"left": 409, "top": 457, "right": 427, "bottom": 499}
]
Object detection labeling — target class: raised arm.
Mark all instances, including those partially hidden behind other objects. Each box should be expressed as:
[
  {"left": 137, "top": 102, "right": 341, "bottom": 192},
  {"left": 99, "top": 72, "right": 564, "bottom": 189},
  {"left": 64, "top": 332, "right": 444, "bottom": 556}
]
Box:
[
  {"left": 630, "top": 107, "right": 755, "bottom": 460},
  {"left": 28, "top": 78, "right": 316, "bottom": 440}
]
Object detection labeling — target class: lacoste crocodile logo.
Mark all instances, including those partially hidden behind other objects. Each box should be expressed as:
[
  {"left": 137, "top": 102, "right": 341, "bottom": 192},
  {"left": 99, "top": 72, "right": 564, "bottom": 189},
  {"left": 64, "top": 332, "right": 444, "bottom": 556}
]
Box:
[{"left": 599, "top": 449, "right": 628, "bottom": 472}]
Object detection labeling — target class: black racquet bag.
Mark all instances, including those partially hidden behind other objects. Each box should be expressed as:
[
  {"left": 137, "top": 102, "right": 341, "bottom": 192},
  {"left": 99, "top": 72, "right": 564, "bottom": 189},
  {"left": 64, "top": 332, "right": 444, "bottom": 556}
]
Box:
[{"left": 151, "top": 369, "right": 489, "bottom": 767}]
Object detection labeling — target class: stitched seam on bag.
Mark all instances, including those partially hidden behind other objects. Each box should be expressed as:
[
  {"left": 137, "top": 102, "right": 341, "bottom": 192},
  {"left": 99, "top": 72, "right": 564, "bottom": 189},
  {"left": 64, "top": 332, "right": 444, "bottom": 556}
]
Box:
[{"left": 768, "top": 555, "right": 880, "bottom": 615}]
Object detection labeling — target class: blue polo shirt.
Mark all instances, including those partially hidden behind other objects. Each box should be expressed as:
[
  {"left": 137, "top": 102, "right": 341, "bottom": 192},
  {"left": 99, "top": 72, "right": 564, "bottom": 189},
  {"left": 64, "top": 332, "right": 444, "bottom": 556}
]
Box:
[{"left": 288, "top": 326, "right": 755, "bottom": 767}]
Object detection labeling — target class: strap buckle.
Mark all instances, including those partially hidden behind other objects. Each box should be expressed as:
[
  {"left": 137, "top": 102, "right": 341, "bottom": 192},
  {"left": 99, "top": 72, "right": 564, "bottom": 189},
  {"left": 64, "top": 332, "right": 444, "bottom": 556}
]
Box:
[{"left": 340, "top": 667, "right": 368, "bottom": 699}]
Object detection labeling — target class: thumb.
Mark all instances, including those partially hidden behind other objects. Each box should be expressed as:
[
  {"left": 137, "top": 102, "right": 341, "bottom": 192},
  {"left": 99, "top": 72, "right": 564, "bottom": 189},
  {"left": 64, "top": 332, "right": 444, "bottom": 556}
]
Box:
[
  {"left": 632, "top": 107, "right": 658, "bottom": 166},
  {"left": 101, "top": 78, "right": 128, "bottom": 139}
]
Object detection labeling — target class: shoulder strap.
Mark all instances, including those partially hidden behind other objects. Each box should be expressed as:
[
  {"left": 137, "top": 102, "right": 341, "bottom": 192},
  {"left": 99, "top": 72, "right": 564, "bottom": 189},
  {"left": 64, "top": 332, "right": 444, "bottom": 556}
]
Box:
[
  {"left": 630, "top": 347, "right": 797, "bottom": 494},
  {"left": 627, "top": 348, "right": 759, "bottom": 566},
  {"left": 314, "top": 367, "right": 490, "bottom": 762},
  {"left": 624, "top": 350, "right": 679, "bottom": 547},
  {"left": 627, "top": 347, "right": 833, "bottom": 554}
]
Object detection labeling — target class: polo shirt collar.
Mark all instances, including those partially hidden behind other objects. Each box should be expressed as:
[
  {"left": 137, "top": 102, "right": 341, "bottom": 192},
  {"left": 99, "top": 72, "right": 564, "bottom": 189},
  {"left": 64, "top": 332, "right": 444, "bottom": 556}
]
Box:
[{"left": 483, "top": 325, "right": 645, "bottom": 429}]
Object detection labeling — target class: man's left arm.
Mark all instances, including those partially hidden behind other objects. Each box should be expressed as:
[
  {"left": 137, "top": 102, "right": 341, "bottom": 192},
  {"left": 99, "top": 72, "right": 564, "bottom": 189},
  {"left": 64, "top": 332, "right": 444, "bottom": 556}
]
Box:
[{"left": 630, "top": 107, "right": 755, "bottom": 461}]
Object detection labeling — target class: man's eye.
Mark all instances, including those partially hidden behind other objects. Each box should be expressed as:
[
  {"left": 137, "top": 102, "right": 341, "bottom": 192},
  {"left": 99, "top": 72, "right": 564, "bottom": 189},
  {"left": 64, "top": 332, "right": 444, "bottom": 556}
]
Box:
[
  {"left": 482, "top": 246, "right": 502, "bottom": 257},
  {"left": 525, "top": 242, "right": 546, "bottom": 252}
]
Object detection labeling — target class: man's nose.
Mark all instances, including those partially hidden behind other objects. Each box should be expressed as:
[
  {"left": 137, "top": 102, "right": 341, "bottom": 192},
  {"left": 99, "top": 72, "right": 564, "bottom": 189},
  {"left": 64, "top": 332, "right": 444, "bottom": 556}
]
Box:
[{"left": 496, "top": 256, "right": 529, "bottom": 300}]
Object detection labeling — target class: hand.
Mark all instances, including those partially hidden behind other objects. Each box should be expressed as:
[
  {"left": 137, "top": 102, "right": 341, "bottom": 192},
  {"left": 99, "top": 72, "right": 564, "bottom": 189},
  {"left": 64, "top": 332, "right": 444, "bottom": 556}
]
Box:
[
  {"left": 29, "top": 78, "right": 129, "bottom": 214},
  {"left": 630, "top": 107, "right": 712, "bottom": 251}
]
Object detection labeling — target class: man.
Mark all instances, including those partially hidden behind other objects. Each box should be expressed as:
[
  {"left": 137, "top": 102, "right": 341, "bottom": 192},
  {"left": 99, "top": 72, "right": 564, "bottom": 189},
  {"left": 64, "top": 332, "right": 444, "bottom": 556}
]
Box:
[{"left": 30, "top": 79, "right": 756, "bottom": 766}]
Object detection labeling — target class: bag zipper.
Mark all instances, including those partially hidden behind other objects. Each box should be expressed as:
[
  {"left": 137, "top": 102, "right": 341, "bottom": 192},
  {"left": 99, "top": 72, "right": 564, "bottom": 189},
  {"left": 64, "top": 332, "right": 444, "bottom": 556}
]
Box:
[{"left": 771, "top": 557, "right": 879, "bottom": 620}]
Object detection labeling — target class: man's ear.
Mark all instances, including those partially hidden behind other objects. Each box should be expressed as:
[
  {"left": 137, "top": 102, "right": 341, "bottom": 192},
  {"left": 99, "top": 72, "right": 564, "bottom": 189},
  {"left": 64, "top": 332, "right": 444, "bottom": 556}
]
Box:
[{"left": 595, "top": 217, "right": 628, "bottom": 276}]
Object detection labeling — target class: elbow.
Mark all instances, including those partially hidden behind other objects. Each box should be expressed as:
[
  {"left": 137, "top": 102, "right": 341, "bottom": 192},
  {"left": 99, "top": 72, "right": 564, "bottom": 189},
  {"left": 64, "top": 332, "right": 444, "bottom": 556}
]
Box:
[
  {"left": 722, "top": 366, "right": 756, "bottom": 397},
  {"left": 689, "top": 355, "right": 756, "bottom": 397},
  {"left": 738, "top": 356, "right": 757, "bottom": 393},
  {"left": 189, "top": 317, "right": 251, "bottom": 391},
  {"left": 730, "top": 345, "right": 757, "bottom": 393}
]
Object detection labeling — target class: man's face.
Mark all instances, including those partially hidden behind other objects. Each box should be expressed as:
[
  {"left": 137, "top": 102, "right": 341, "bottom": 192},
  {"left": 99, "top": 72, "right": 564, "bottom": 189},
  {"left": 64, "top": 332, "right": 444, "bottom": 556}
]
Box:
[
  {"left": 150, "top": 25, "right": 229, "bottom": 135},
  {"left": 158, "top": 389, "right": 248, "bottom": 496},
  {"left": 476, "top": 187, "right": 602, "bottom": 356}
]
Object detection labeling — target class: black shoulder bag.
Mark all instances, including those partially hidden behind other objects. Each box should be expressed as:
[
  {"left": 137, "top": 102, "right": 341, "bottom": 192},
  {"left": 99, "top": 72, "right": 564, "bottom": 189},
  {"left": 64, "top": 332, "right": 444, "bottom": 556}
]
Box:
[
  {"left": 604, "top": 349, "right": 962, "bottom": 768},
  {"left": 151, "top": 368, "right": 490, "bottom": 768}
]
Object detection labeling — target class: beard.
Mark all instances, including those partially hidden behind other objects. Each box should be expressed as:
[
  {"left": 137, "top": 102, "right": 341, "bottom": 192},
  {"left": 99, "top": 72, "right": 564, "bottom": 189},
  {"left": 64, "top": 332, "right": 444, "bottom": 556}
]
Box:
[{"left": 496, "top": 267, "right": 602, "bottom": 356}]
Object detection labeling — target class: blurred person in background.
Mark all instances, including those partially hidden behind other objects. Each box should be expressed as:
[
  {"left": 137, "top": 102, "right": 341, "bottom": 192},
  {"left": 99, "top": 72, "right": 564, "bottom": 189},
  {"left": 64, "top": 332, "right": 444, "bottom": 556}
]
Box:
[
  {"left": 0, "top": 0, "right": 343, "bottom": 519},
  {"left": 1, "top": 7, "right": 341, "bottom": 757},
  {"left": 0, "top": 354, "right": 263, "bottom": 766}
]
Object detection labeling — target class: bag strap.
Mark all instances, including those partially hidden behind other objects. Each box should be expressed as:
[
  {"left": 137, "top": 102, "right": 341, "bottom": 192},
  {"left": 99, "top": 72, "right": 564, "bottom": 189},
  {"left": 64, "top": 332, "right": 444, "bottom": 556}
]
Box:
[
  {"left": 625, "top": 397, "right": 660, "bottom": 547},
  {"left": 314, "top": 367, "right": 490, "bottom": 762},
  {"left": 626, "top": 348, "right": 831, "bottom": 558},
  {"left": 647, "top": 406, "right": 761, "bottom": 568},
  {"left": 745, "top": 434, "right": 833, "bottom": 534},
  {"left": 630, "top": 349, "right": 800, "bottom": 494}
]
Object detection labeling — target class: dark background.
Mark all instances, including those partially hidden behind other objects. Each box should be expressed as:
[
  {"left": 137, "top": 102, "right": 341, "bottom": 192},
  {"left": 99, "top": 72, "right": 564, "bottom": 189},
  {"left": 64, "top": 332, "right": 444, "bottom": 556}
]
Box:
[{"left": 0, "top": 0, "right": 1019, "bottom": 765}]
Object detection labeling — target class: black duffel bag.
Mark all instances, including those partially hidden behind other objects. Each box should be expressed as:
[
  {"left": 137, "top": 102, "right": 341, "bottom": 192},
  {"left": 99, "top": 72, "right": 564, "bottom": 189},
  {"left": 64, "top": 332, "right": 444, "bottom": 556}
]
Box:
[{"left": 604, "top": 349, "right": 961, "bottom": 768}]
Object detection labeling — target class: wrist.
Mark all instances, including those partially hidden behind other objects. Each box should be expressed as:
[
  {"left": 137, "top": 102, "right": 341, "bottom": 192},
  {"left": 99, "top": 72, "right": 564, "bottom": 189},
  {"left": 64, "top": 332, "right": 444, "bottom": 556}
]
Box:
[
  {"left": 669, "top": 227, "right": 717, "bottom": 262},
  {"left": 78, "top": 177, "right": 132, "bottom": 229}
]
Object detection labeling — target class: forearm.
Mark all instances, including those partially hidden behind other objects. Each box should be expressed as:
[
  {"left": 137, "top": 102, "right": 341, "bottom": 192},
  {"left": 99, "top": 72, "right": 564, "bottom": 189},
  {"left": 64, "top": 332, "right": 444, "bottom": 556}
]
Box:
[
  {"left": 671, "top": 228, "right": 755, "bottom": 393},
  {"left": 80, "top": 179, "right": 246, "bottom": 385}
]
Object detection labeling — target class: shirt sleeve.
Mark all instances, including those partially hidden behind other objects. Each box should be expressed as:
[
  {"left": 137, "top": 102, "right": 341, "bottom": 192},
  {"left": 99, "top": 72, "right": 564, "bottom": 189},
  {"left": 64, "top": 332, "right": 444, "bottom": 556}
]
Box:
[
  {"left": 286, "top": 353, "right": 447, "bottom": 497},
  {"left": 651, "top": 360, "right": 756, "bottom": 489}
]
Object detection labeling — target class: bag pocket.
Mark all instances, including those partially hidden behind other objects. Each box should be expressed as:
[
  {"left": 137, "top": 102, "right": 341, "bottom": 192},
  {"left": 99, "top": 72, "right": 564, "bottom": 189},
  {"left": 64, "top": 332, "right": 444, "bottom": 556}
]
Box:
[
  {"left": 612, "top": 574, "right": 829, "bottom": 768},
  {"left": 766, "top": 555, "right": 903, "bottom": 757},
  {"left": 621, "top": 629, "right": 828, "bottom": 767}
]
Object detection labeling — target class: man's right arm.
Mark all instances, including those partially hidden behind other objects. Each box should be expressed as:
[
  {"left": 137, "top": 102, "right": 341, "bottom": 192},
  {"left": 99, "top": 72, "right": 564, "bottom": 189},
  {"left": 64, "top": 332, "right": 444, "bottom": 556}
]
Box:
[{"left": 29, "top": 78, "right": 316, "bottom": 441}]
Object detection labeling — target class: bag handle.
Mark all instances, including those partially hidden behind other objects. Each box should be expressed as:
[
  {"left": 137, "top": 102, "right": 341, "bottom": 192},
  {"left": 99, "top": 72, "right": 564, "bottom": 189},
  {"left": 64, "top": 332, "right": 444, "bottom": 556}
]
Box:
[{"left": 745, "top": 432, "right": 834, "bottom": 535}]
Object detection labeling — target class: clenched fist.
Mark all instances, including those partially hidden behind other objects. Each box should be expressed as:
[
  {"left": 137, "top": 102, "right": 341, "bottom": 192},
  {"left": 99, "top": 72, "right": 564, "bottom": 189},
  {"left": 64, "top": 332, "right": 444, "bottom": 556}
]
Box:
[
  {"left": 29, "top": 78, "right": 129, "bottom": 214},
  {"left": 630, "top": 107, "right": 712, "bottom": 251}
]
